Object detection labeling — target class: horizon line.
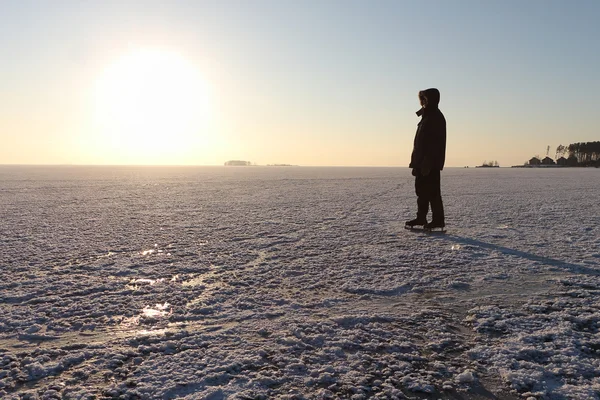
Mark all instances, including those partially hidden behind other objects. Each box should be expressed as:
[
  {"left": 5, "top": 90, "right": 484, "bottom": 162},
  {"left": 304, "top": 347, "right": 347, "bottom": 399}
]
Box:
[{"left": 0, "top": 164, "right": 491, "bottom": 168}]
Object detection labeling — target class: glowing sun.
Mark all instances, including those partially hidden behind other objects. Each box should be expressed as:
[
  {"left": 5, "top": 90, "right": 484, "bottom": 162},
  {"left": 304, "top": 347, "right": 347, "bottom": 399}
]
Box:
[{"left": 93, "top": 48, "right": 212, "bottom": 162}]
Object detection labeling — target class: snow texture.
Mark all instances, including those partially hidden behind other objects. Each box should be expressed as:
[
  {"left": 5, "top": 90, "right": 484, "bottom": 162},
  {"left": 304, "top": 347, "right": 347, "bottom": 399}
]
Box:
[{"left": 1, "top": 166, "right": 599, "bottom": 399}]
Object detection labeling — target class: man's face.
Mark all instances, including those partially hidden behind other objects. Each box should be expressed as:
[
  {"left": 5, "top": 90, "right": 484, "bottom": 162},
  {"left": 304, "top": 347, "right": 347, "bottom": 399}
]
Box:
[{"left": 419, "top": 93, "right": 428, "bottom": 107}]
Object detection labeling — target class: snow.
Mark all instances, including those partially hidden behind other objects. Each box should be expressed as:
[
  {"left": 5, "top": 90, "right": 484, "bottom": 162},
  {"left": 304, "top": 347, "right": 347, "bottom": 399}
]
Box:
[{"left": 1, "top": 165, "right": 599, "bottom": 399}]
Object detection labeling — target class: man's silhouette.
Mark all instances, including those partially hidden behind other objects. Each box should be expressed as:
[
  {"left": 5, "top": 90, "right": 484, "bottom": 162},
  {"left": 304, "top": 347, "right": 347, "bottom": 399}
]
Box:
[{"left": 406, "top": 88, "right": 446, "bottom": 230}]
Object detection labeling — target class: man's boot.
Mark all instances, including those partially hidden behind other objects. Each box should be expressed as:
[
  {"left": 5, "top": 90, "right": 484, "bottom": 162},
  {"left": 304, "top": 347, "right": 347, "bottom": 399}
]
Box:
[
  {"left": 427, "top": 196, "right": 445, "bottom": 230},
  {"left": 405, "top": 217, "right": 427, "bottom": 228}
]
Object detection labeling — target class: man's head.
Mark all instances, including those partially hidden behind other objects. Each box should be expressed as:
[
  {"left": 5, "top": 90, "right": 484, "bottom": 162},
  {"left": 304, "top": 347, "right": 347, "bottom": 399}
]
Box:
[{"left": 418, "top": 88, "right": 440, "bottom": 108}]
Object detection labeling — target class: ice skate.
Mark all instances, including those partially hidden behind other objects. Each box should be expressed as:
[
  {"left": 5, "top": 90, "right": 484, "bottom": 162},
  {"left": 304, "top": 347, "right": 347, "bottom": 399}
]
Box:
[
  {"left": 423, "top": 221, "right": 446, "bottom": 232},
  {"left": 405, "top": 218, "right": 427, "bottom": 229}
]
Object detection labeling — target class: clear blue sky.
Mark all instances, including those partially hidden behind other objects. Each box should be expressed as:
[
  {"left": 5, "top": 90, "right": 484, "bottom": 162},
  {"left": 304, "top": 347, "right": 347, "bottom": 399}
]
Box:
[{"left": 1, "top": 0, "right": 598, "bottom": 166}]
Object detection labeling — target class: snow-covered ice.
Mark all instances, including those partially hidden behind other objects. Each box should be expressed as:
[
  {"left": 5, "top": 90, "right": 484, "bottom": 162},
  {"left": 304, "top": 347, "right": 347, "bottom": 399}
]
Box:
[{"left": 1, "top": 166, "right": 599, "bottom": 399}]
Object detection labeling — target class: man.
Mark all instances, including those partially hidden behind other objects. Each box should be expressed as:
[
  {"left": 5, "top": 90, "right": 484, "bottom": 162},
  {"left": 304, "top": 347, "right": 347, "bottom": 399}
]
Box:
[{"left": 405, "top": 88, "right": 446, "bottom": 230}]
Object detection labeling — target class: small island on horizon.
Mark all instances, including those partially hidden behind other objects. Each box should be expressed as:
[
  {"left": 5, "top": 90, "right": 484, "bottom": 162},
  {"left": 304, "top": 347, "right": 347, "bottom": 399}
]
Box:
[
  {"left": 224, "top": 160, "right": 254, "bottom": 166},
  {"left": 476, "top": 160, "right": 499, "bottom": 168},
  {"left": 511, "top": 141, "right": 600, "bottom": 168},
  {"left": 224, "top": 160, "right": 297, "bottom": 167},
  {"left": 468, "top": 141, "right": 599, "bottom": 169}
]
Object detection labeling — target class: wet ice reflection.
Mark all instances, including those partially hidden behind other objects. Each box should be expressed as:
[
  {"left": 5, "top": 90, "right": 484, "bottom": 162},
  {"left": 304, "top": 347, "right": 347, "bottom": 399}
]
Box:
[
  {"left": 131, "top": 278, "right": 165, "bottom": 285},
  {"left": 182, "top": 276, "right": 204, "bottom": 287},
  {"left": 126, "top": 278, "right": 166, "bottom": 290},
  {"left": 120, "top": 316, "right": 140, "bottom": 328},
  {"left": 137, "top": 328, "right": 169, "bottom": 336},
  {"left": 140, "top": 244, "right": 171, "bottom": 256},
  {"left": 142, "top": 302, "right": 171, "bottom": 318}
]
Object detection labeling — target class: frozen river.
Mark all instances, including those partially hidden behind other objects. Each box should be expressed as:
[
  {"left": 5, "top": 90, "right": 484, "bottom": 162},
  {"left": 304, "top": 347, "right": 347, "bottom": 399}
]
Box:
[{"left": 1, "top": 166, "right": 599, "bottom": 399}]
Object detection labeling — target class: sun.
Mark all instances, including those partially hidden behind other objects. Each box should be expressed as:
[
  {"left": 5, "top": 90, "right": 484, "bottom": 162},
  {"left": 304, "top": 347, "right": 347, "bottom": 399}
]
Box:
[{"left": 92, "top": 48, "right": 212, "bottom": 163}]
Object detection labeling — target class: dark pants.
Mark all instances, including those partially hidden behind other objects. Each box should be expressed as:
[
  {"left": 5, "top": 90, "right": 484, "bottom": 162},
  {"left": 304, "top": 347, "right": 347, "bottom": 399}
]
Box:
[{"left": 414, "top": 169, "right": 445, "bottom": 223}]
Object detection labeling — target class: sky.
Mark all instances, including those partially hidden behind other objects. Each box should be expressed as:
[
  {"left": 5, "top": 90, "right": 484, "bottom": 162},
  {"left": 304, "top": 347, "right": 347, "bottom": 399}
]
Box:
[{"left": 1, "top": 0, "right": 599, "bottom": 167}]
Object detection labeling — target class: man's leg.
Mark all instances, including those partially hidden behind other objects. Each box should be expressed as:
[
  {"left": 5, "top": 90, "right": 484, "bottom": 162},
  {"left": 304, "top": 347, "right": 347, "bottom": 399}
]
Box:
[
  {"left": 429, "top": 170, "right": 445, "bottom": 226},
  {"left": 406, "top": 170, "right": 429, "bottom": 226},
  {"left": 415, "top": 172, "right": 430, "bottom": 221}
]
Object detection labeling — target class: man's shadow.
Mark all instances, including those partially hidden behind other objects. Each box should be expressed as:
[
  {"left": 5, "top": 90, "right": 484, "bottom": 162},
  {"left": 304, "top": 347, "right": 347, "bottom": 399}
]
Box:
[{"left": 430, "top": 234, "right": 600, "bottom": 276}]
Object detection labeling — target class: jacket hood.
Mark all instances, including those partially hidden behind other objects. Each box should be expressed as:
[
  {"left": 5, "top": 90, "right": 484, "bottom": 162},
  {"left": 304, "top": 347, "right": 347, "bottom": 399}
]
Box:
[{"left": 416, "top": 88, "right": 441, "bottom": 116}]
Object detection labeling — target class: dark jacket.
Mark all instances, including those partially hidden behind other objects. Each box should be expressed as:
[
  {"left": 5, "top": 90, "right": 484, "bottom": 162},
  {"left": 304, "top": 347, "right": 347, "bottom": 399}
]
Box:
[{"left": 409, "top": 88, "right": 446, "bottom": 171}]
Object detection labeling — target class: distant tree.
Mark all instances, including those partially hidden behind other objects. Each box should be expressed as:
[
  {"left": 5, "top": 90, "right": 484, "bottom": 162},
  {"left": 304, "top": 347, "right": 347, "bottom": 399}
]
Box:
[
  {"left": 480, "top": 160, "right": 499, "bottom": 167},
  {"left": 565, "top": 141, "right": 600, "bottom": 166},
  {"left": 568, "top": 143, "right": 577, "bottom": 162}
]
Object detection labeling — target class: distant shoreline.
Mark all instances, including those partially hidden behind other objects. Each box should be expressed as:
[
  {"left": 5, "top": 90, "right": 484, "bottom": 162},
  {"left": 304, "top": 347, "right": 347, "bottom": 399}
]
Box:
[
  {"left": 0, "top": 164, "right": 597, "bottom": 169},
  {"left": 510, "top": 165, "right": 599, "bottom": 168}
]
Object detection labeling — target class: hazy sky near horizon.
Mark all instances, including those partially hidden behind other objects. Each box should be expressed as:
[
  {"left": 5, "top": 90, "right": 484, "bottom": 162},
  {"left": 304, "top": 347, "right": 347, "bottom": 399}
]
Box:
[{"left": 1, "top": 0, "right": 599, "bottom": 167}]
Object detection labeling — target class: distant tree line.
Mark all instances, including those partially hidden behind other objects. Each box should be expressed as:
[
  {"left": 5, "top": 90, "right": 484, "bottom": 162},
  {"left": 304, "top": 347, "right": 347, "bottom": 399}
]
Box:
[
  {"left": 479, "top": 160, "right": 499, "bottom": 167},
  {"left": 556, "top": 141, "right": 600, "bottom": 166},
  {"left": 224, "top": 160, "right": 252, "bottom": 166}
]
